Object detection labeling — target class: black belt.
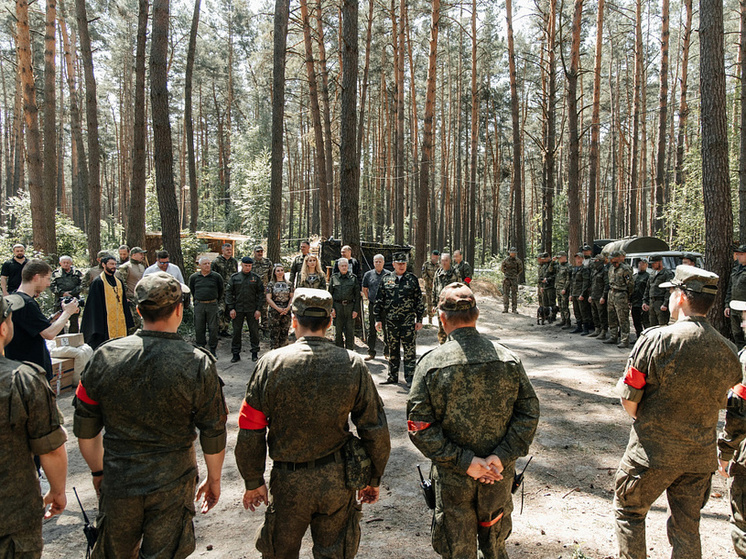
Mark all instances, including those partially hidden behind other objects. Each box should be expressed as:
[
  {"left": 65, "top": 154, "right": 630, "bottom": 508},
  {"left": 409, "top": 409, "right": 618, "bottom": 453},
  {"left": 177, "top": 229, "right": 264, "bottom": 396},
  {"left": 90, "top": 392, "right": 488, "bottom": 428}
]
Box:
[
  {"left": 273, "top": 450, "right": 343, "bottom": 472},
  {"left": 337, "top": 300, "right": 355, "bottom": 305},
  {"left": 196, "top": 299, "right": 217, "bottom": 304}
]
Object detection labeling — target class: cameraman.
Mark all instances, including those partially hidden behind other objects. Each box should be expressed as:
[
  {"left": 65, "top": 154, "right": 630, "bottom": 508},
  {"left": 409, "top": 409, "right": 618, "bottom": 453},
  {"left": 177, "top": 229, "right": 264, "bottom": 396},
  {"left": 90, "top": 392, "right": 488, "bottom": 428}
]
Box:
[{"left": 51, "top": 255, "right": 83, "bottom": 334}]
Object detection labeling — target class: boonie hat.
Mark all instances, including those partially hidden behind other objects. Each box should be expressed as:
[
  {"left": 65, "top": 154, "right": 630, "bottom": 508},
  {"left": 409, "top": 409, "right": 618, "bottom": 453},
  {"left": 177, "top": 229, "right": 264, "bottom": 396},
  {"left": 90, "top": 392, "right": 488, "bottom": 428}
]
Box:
[
  {"left": 648, "top": 254, "right": 663, "bottom": 262},
  {"left": 135, "top": 271, "right": 190, "bottom": 309},
  {"left": 659, "top": 265, "right": 719, "bottom": 294},
  {"left": 393, "top": 252, "right": 408, "bottom": 263},
  {"left": 241, "top": 256, "right": 254, "bottom": 264},
  {"left": 438, "top": 283, "right": 477, "bottom": 311},
  {"left": 130, "top": 247, "right": 145, "bottom": 255},
  {"left": 292, "top": 288, "right": 332, "bottom": 317}
]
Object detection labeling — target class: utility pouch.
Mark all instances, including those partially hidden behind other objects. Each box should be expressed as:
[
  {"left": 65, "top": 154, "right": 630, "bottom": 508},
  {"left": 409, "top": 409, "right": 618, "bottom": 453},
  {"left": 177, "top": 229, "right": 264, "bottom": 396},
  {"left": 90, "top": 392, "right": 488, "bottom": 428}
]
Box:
[{"left": 343, "top": 436, "right": 372, "bottom": 490}]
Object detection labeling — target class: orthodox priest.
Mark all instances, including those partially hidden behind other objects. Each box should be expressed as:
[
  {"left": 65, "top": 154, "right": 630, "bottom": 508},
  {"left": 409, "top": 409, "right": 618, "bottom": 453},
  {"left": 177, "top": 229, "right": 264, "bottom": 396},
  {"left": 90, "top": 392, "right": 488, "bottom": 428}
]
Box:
[{"left": 82, "top": 254, "right": 134, "bottom": 349}]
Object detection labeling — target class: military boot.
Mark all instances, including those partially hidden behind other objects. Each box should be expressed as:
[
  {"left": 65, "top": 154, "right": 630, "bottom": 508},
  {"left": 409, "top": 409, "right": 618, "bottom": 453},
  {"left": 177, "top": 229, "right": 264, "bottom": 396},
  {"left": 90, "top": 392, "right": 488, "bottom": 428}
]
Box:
[
  {"left": 598, "top": 329, "right": 608, "bottom": 340},
  {"left": 588, "top": 327, "right": 601, "bottom": 338},
  {"left": 571, "top": 323, "right": 584, "bottom": 333},
  {"left": 581, "top": 323, "right": 592, "bottom": 336},
  {"left": 618, "top": 335, "right": 630, "bottom": 349},
  {"left": 604, "top": 330, "right": 619, "bottom": 344},
  {"left": 562, "top": 320, "right": 573, "bottom": 330}
]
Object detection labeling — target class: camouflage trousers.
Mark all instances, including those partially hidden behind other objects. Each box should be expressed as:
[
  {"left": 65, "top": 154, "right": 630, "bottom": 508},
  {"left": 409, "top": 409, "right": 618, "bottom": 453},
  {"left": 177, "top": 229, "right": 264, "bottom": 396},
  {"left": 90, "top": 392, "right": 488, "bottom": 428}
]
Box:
[
  {"left": 0, "top": 524, "right": 42, "bottom": 559},
  {"left": 502, "top": 278, "right": 519, "bottom": 312},
  {"left": 558, "top": 293, "right": 571, "bottom": 323},
  {"left": 257, "top": 461, "right": 361, "bottom": 558},
  {"left": 732, "top": 312, "right": 746, "bottom": 351},
  {"left": 384, "top": 319, "right": 417, "bottom": 382},
  {"left": 424, "top": 281, "right": 434, "bottom": 319},
  {"left": 218, "top": 301, "right": 231, "bottom": 334},
  {"left": 128, "top": 300, "right": 142, "bottom": 332},
  {"left": 729, "top": 475, "right": 746, "bottom": 557},
  {"left": 92, "top": 479, "right": 196, "bottom": 559},
  {"left": 608, "top": 291, "right": 631, "bottom": 342},
  {"left": 648, "top": 299, "right": 670, "bottom": 327},
  {"left": 333, "top": 302, "right": 356, "bottom": 351},
  {"left": 268, "top": 308, "right": 291, "bottom": 350},
  {"left": 614, "top": 457, "right": 711, "bottom": 559},
  {"left": 572, "top": 297, "right": 592, "bottom": 325},
  {"left": 431, "top": 462, "right": 515, "bottom": 559},
  {"left": 590, "top": 299, "right": 608, "bottom": 331},
  {"left": 437, "top": 315, "right": 447, "bottom": 345},
  {"left": 540, "top": 287, "right": 556, "bottom": 310}
]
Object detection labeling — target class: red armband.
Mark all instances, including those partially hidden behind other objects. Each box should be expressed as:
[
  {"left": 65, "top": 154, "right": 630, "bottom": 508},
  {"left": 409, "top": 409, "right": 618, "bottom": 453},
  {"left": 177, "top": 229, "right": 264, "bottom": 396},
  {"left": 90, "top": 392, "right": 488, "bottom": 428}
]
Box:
[
  {"left": 238, "top": 400, "right": 268, "bottom": 430},
  {"left": 75, "top": 383, "right": 99, "bottom": 406},
  {"left": 733, "top": 383, "right": 746, "bottom": 400},
  {"left": 464, "top": 277, "right": 472, "bottom": 284},
  {"left": 407, "top": 420, "right": 432, "bottom": 433},
  {"left": 623, "top": 366, "right": 646, "bottom": 390},
  {"left": 478, "top": 511, "right": 504, "bottom": 527}
]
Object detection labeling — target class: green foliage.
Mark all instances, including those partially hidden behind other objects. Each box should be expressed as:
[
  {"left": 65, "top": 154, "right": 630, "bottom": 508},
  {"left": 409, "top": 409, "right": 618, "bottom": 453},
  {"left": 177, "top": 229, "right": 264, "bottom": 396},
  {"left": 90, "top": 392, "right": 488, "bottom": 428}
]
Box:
[
  {"left": 571, "top": 546, "right": 592, "bottom": 559},
  {"left": 232, "top": 146, "right": 272, "bottom": 240},
  {"left": 101, "top": 215, "right": 125, "bottom": 250},
  {"left": 665, "top": 137, "right": 706, "bottom": 252},
  {"left": 180, "top": 232, "right": 208, "bottom": 277},
  {"left": 145, "top": 174, "right": 161, "bottom": 233}
]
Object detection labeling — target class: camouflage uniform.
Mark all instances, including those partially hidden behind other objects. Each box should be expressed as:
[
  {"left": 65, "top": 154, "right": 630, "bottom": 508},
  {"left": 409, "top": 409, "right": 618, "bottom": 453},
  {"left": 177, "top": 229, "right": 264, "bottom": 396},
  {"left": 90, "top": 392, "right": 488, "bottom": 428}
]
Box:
[
  {"left": 432, "top": 268, "right": 461, "bottom": 344},
  {"left": 630, "top": 268, "right": 650, "bottom": 337},
  {"left": 211, "top": 255, "right": 239, "bottom": 334},
  {"left": 297, "top": 272, "right": 326, "bottom": 290},
  {"left": 614, "top": 315, "right": 741, "bottom": 559},
  {"left": 116, "top": 259, "right": 146, "bottom": 330},
  {"left": 539, "top": 258, "right": 557, "bottom": 318},
  {"left": 727, "top": 263, "right": 746, "bottom": 349},
  {"left": 81, "top": 264, "right": 104, "bottom": 297},
  {"left": 569, "top": 262, "right": 592, "bottom": 331},
  {"left": 408, "top": 327, "right": 539, "bottom": 559},
  {"left": 555, "top": 259, "right": 572, "bottom": 327},
  {"left": 51, "top": 265, "right": 83, "bottom": 333},
  {"left": 0, "top": 358, "right": 67, "bottom": 558},
  {"left": 607, "top": 260, "right": 634, "bottom": 347},
  {"left": 644, "top": 266, "right": 674, "bottom": 327},
  {"left": 374, "top": 271, "right": 425, "bottom": 384},
  {"left": 289, "top": 254, "right": 307, "bottom": 289},
  {"left": 234, "top": 318, "right": 391, "bottom": 558},
  {"left": 74, "top": 330, "right": 228, "bottom": 559},
  {"left": 226, "top": 269, "right": 265, "bottom": 358},
  {"left": 421, "top": 260, "right": 440, "bottom": 320},
  {"left": 253, "top": 256, "right": 274, "bottom": 332},
  {"left": 500, "top": 255, "right": 523, "bottom": 313},
  {"left": 329, "top": 272, "right": 361, "bottom": 350},
  {"left": 588, "top": 258, "right": 609, "bottom": 338},
  {"left": 266, "top": 280, "right": 293, "bottom": 350},
  {"left": 453, "top": 259, "right": 473, "bottom": 284}
]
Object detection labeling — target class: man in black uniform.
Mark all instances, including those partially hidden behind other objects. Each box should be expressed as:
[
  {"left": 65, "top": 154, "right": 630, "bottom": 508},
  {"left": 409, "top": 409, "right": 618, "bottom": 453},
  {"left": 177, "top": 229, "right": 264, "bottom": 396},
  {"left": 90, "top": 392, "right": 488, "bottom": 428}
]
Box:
[
  {"left": 1, "top": 244, "right": 27, "bottom": 295},
  {"left": 0, "top": 295, "right": 68, "bottom": 558},
  {"left": 630, "top": 259, "right": 650, "bottom": 338},
  {"left": 74, "top": 271, "right": 227, "bottom": 558},
  {"left": 189, "top": 256, "right": 225, "bottom": 356},
  {"left": 227, "top": 256, "right": 265, "bottom": 363},
  {"left": 235, "top": 288, "right": 390, "bottom": 558},
  {"left": 727, "top": 245, "right": 746, "bottom": 349}
]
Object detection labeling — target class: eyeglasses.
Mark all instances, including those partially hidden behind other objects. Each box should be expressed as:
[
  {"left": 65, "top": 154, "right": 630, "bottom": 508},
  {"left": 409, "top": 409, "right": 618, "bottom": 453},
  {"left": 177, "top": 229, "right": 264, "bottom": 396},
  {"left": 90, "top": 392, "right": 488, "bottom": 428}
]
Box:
[{"left": 157, "top": 261, "right": 169, "bottom": 266}]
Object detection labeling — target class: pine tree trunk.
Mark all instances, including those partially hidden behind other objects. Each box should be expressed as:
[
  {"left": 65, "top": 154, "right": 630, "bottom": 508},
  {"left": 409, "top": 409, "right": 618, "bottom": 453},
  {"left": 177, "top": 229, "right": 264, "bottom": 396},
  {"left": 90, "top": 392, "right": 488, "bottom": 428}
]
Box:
[
  {"left": 628, "top": 0, "right": 642, "bottom": 236},
  {"left": 543, "top": 0, "right": 557, "bottom": 253},
  {"left": 740, "top": 0, "right": 746, "bottom": 243},
  {"left": 587, "top": 0, "right": 603, "bottom": 243},
  {"left": 150, "top": 0, "right": 184, "bottom": 270},
  {"left": 267, "top": 0, "right": 289, "bottom": 264},
  {"left": 43, "top": 0, "right": 58, "bottom": 253},
  {"left": 566, "top": 0, "right": 583, "bottom": 255},
  {"left": 185, "top": 0, "right": 200, "bottom": 233},
  {"left": 467, "top": 0, "right": 477, "bottom": 264},
  {"left": 654, "top": 0, "right": 670, "bottom": 234},
  {"left": 315, "top": 2, "right": 335, "bottom": 235},
  {"left": 340, "top": 0, "right": 359, "bottom": 254}
]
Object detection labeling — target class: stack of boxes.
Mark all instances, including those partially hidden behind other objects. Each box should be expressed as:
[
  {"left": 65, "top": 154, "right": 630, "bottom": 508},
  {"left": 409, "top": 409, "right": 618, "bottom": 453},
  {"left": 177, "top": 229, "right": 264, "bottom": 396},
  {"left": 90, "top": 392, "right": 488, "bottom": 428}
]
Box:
[{"left": 51, "top": 333, "right": 84, "bottom": 394}]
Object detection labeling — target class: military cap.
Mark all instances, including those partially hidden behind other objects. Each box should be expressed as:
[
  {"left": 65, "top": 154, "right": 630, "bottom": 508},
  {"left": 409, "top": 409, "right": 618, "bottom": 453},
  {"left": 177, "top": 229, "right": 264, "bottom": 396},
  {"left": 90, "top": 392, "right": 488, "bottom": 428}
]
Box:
[
  {"left": 648, "top": 254, "right": 663, "bottom": 262},
  {"left": 575, "top": 252, "right": 584, "bottom": 258},
  {"left": 254, "top": 245, "right": 264, "bottom": 252},
  {"left": 540, "top": 252, "right": 549, "bottom": 259},
  {"left": 135, "top": 271, "right": 190, "bottom": 309},
  {"left": 610, "top": 250, "right": 624, "bottom": 258},
  {"left": 393, "top": 252, "right": 408, "bottom": 263},
  {"left": 736, "top": 245, "right": 746, "bottom": 254},
  {"left": 582, "top": 244, "right": 592, "bottom": 251},
  {"left": 292, "top": 288, "right": 332, "bottom": 317},
  {"left": 97, "top": 250, "right": 112, "bottom": 260},
  {"left": 130, "top": 246, "right": 146, "bottom": 255},
  {"left": 659, "top": 265, "right": 719, "bottom": 294},
  {"left": 594, "top": 254, "right": 605, "bottom": 262},
  {"left": 241, "top": 256, "right": 254, "bottom": 264},
  {"left": 438, "top": 282, "right": 477, "bottom": 311},
  {"left": 557, "top": 251, "right": 568, "bottom": 257},
  {"left": 682, "top": 252, "right": 697, "bottom": 262},
  {"left": 509, "top": 247, "right": 517, "bottom": 253},
  {"left": 432, "top": 250, "right": 440, "bottom": 256}
]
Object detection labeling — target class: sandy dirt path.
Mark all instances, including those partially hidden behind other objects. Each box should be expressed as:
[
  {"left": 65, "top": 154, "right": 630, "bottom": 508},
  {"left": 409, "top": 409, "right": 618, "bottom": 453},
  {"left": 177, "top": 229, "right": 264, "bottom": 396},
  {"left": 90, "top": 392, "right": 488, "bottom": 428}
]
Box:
[{"left": 41, "top": 288, "right": 735, "bottom": 558}]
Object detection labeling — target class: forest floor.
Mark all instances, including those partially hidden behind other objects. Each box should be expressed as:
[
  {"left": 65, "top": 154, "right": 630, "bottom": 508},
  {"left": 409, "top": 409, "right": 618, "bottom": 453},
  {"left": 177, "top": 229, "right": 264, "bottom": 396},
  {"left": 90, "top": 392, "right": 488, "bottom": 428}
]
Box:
[{"left": 42, "top": 280, "right": 736, "bottom": 559}]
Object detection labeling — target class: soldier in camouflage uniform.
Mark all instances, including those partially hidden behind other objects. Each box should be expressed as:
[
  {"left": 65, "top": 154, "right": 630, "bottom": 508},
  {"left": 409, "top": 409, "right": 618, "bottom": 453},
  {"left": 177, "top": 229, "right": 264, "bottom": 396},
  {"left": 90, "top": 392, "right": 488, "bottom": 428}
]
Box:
[
  {"left": 643, "top": 254, "right": 674, "bottom": 328},
  {"left": 51, "top": 255, "right": 83, "bottom": 333},
  {"left": 421, "top": 250, "right": 441, "bottom": 323},
  {"left": 555, "top": 252, "right": 572, "bottom": 328},
  {"left": 211, "top": 243, "right": 239, "bottom": 336},
  {"left": 289, "top": 241, "right": 311, "bottom": 289},
  {"left": 253, "top": 246, "right": 274, "bottom": 335},
  {"left": 432, "top": 253, "right": 461, "bottom": 344},
  {"left": 718, "top": 297, "right": 746, "bottom": 557},
  {"left": 726, "top": 245, "right": 746, "bottom": 350},
  {"left": 408, "top": 283, "right": 539, "bottom": 559},
  {"left": 235, "top": 288, "right": 391, "bottom": 558},
  {"left": 500, "top": 247, "right": 522, "bottom": 314},
  {"left": 569, "top": 253, "right": 592, "bottom": 334},
  {"left": 539, "top": 253, "right": 557, "bottom": 322},
  {"left": 587, "top": 254, "right": 609, "bottom": 339},
  {"left": 374, "top": 252, "right": 425, "bottom": 386},
  {"left": 265, "top": 264, "right": 293, "bottom": 350},
  {"left": 0, "top": 295, "right": 68, "bottom": 558},
  {"left": 453, "top": 250, "right": 473, "bottom": 284},
  {"left": 116, "top": 247, "right": 146, "bottom": 330},
  {"left": 605, "top": 251, "right": 634, "bottom": 348},
  {"left": 614, "top": 265, "right": 740, "bottom": 559},
  {"left": 74, "top": 272, "right": 227, "bottom": 559}
]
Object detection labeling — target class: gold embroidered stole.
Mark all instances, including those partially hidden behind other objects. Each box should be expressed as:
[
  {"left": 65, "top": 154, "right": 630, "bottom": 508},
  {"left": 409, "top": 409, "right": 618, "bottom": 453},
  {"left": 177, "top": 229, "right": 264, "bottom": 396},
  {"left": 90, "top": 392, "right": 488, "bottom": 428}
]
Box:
[{"left": 100, "top": 272, "right": 128, "bottom": 340}]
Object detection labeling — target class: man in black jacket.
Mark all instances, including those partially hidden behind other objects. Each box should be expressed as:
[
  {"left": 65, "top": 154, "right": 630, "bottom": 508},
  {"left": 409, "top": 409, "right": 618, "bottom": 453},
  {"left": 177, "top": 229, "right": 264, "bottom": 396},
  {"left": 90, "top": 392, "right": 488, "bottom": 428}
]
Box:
[{"left": 226, "top": 256, "right": 265, "bottom": 363}]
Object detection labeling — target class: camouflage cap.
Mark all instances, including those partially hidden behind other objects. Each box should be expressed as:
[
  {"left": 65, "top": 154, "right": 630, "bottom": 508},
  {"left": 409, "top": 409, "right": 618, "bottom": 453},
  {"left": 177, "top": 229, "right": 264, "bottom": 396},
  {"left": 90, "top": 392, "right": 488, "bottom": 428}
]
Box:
[
  {"left": 575, "top": 252, "right": 584, "bottom": 258},
  {"left": 438, "top": 282, "right": 477, "bottom": 311},
  {"left": 509, "top": 247, "right": 517, "bottom": 253},
  {"left": 393, "top": 252, "right": 408, "bottom": 263},
  {"left": 292, "top": 288, "right": 332, "bottom": 317},
  {"left": 97, "top": 250, "right": 112, "bottom": 260},
  {"left": 130, "top": 246, "right": 146, "bottom": 255},
  {"left": 254, "top": 245, "right": 264, "bottom": 252},
  {"left": 241, "top": 256, "right": 254, "bottom": 264},
  {"left": 610, "top": 250, "right": 624, "bottom": 259},
  {"left": 557, "top": 251, "right": 568, "bottom": 257},
  {"left": 648, "top": 254, "right": 663, "bottom": 262},
  {"left": 539, "top": 252, "right": 549, "bottom": 259},
  {"left": 135, "top": 271, "right": 190, "bottom": 309},
  {"left": 659, "top": 265, "right": 719, "bottom": 294}
]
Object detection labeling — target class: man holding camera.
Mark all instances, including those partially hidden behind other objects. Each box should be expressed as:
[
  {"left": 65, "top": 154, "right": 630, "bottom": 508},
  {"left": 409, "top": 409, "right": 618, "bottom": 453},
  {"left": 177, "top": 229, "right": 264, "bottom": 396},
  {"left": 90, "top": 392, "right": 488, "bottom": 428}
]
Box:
[{"left": 51, "top": 255, "right": 83, "bottom": 334}]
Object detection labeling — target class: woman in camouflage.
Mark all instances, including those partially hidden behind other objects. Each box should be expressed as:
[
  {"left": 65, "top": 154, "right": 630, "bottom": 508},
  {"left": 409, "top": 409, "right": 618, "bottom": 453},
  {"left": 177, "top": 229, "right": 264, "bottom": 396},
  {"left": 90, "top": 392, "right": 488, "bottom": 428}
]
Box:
[
  {"left": 298, "top": 254, "right": 326, "bottom": 289},
  {"left": 265, "top": 264, "right": 294, "bottom": 349}
]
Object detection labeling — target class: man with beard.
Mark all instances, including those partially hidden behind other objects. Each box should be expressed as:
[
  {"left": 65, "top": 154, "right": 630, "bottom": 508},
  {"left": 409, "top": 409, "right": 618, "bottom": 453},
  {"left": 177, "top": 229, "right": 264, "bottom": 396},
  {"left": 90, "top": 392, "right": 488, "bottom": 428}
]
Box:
[
  {"left": 81, "top": 255, "right": 134, "bottom": 349},
  {"left": 1, "top": 244, "right": 27, "bottom": 295}
]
